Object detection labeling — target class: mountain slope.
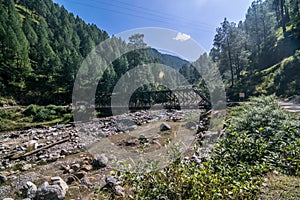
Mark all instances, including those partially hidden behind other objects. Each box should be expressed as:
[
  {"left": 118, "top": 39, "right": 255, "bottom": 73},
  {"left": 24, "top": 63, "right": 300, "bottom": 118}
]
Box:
[
  {"left": 0, "top": 0, "right": 109, "bottom": 104},
  {"left": 210, "top": 0, "right": 300, "bottom": 99},
  {"left": 255, "top": 50, "right": 300, "bottom": 97},
  {"left": 148, "top": 48, "right": 190, "bottom": 70},
  {"left": 0, "top": 0, "right": 195, "bottom": 106}
]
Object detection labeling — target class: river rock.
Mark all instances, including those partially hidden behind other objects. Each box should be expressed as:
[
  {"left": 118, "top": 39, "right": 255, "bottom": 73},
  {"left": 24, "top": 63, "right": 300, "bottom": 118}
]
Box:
[
  {"left": 93, "top": 154, "right": 108, "bottom": 168},
  {"left": 114, "top": 185, "right": 125, "bottom": 197},
  {"left": 139, "top": 134, "right": 148, "bottom": 142},
  {"left": 51, "top": 176, "right": 69, "bottom": 192},
  {"left": 36, "top": 177, "right": 68, "bottom": 200},
  {"left": 105, "top": 175, "right": 117, "bottom": 187},
  {"left": 25, "top": 181, "right": 37, "bottom": 199},
  {"left": 160, "top": 123, "right": 171, "bottom": 131},
  {"left": 79, "top": 127, "right": 87, "bottom": 133},
  {"left": 0, "top": 174, "right": 8, "bottom": 183},
  {"left": 60, "top": 149, "right": 69, "bottom": 156},
  {"left": 36, "top": 182, "right": 65, "bottom": 200},
  {"left": 21, "top": 164, "right": 32, "bottom": 171},
  {"left": 185, "top": 121, "right": 198, "bottom": 130},
  {"left": 71, "top": 163, "right": 81, "bottom": 171},
  {"left": 81, "top": 163, "right": 92, "bottom": 172}
]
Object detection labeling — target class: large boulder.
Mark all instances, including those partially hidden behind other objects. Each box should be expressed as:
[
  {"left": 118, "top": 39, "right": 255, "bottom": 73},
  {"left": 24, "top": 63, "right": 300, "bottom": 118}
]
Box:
[
  {"left": 51, "top": 177, "right": 69, "bottom": 192},
  {"left": 185, "top": 121, "right": 198, "bottom": 130},
  {"left": 36, "top": 182, "right": 64, "bottom": 200},
  {"left": 93, "top": 154, "right": 108, "bottom": 169},
  {"left": 24, "top": 181, "right": 37, "bottom": 199},
  {"left": 160, "top": 123, "right": 172, "bottom": 131},
  {"left": 36, "top": 177, "right": 68, "bottom": 200},
  {"left": 114, "top": 185, "right": 125, "bottom": 197},
  {"left": 0, "top": 174, "right": 8, "bottom": 184},
  {"left": 105, "top": 175, "right": 118, "bottom": 187}
]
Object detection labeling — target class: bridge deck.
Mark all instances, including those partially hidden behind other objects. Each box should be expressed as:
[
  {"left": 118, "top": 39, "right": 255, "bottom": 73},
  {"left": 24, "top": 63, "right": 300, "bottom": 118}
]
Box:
[{"left": 76, "top": 88, "right": 211, "bottom": 111}]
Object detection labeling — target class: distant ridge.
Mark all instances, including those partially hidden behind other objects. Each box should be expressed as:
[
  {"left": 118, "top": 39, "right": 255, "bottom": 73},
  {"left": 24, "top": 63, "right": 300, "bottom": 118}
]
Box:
[{"left": 148, "top": 48, "right": 191, "bottom": 70}]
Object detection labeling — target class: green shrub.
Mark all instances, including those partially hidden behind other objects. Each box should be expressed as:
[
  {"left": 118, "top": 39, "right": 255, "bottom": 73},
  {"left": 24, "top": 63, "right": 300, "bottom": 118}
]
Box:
[
  {"left": 63, "top": 113, "right": 73, "bottom": 122},
  {"left": 0, "top": 119, "right": 9, "bottom": 131},
  {"left": 33, "top": 107, "right": 52, "bottom": 122},
  {"left": 23, "top": 104, "right": 69, "bottom": 123},
  {"left": 98, "top": 95, "right": 300, "bottom": 199},
  {"left": 0, "top": 109, "right": 13, "bottom": 119},
  {"left": 23, "top": 104, "right": 40, "bottom": 116},
  {"left": 46, "top": 104, "right": 66, "bottom": 114},
  {"left": 0, "top": 97, "right": 16, "bottom": 106},
  {"left": 214, "top": 95, "right": 300, "bottom": 175}
]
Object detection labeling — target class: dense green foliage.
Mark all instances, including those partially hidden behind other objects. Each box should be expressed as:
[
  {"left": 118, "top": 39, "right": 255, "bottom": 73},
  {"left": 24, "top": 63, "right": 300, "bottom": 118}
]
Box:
[
  {"left": 0, "top": 0, "right": 299, "bottom": 198},
  {"left": 210, "top": 0, "right": 300, "bottom": 99},
  {"left": 23, "top": 104, "right": 70, "bottom": 122},
  {"left": 0, "top": 104, "right": 71, "bottom": 131},
  {"left": 0, "top": 0, "right": 199, "bottom": 107},
  {"left": 102, "top": 96, "right": 300, "bottom": 199},
  {"left": 0, "top": 0, "right": 109, "bottom": 105},
  {"left": 256, "top": 50, "right": 300, "bottom": 96},
  {"left": 214, "top": 95, "right": 300, "bottom": 176},
  {"left": 0, "top": 0, "right": 299, "bottom": 106}
]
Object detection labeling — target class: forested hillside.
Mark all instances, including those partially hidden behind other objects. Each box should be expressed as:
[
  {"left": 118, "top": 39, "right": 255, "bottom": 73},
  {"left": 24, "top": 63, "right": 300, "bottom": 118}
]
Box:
[
  {"left": 0, "top": 0, "right": 110, "bottom": 105},
  {"left": 0, "top": 0, "right": 300, "bottom": 198},
  {"left": 210, "top": 0, "right": 300, "bottom": 99},
  {"left": 0, "top": 0, "right": 195, "bottom": 106},
  {"left": 1, "top": 0, "right": 299, "bottom": 106}
]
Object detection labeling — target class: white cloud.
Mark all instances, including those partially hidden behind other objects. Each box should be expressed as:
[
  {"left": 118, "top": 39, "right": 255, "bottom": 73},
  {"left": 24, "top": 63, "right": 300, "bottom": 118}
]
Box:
[{"left": 173, "top": 32, "right": 191, "bottom": 41}]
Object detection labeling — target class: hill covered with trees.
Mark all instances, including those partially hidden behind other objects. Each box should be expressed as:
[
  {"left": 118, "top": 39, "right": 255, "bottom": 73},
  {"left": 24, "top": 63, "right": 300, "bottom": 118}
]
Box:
[
  {"left": 1, "top": 0, "right": 299, "bottom": 105},
  {"left": 0, "top": 0, "right": 111, "bottom": 105},
  {"left": 0, "top": 0, "right": 198, "bottom": 107},
  {"left": 210, "top": 0, "right": 300, "bottom": 99},
  {"left": 0, "top": 0, "right": 299, "bottom": 199}
]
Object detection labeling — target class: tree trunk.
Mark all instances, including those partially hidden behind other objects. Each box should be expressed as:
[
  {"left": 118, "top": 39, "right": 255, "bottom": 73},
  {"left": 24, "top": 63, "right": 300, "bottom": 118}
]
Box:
[
  {"left": 260, "top": 2, "right": 267, "bottom": 43},
  {"left": 253, "top": 2, "right": 261, "bottom": 52},
  {"left": 226, "top": 37, "right": 234, "bottom": 87},
  {"left": 235, "top": 54, "right": 240, "bottom": 80},
  {"left": 280, "top": 0, "right": 286, "bottom": 34},
  {"left": 297, "top": 0, "right": 300, "bottom": 18}
]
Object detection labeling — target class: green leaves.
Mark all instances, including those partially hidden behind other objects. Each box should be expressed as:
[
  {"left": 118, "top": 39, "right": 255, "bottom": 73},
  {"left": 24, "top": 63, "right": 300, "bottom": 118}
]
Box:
[
  {"left": 105, "top": 96, "right": 300, "bottom": 199},
  {"left": 23, "top": 104, "right": 69, "bottom": 122},
  {"left": 0, "top": 0, "right": 110, "bottom": 105},
  {"left": 214, "top": 95, "right": 300, "bottom": 175}
]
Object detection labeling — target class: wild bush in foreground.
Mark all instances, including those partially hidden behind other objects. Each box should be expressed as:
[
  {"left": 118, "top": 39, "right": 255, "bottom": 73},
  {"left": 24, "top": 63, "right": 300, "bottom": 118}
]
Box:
[
  {"left": 97, "top": 95, "right": 299, "bottom": 199},
  {"left": 214, "top": 95, "right": 300, "bottom": 175}
]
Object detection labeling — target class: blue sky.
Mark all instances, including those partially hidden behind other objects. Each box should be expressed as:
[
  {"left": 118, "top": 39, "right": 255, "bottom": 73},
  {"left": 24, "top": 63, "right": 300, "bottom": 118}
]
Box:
[{"left": 53, "top": 0, "right": 254, "bottom": 52}]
